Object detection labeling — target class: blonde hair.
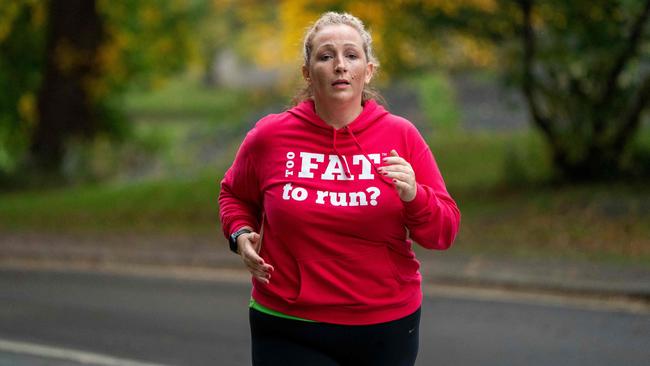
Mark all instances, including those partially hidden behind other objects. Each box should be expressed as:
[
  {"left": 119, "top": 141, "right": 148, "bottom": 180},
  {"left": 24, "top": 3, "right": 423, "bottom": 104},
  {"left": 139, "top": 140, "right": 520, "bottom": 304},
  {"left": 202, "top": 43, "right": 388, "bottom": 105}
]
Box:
[{"left": 292, "top": 12, "right": 384, "bottom": 105}]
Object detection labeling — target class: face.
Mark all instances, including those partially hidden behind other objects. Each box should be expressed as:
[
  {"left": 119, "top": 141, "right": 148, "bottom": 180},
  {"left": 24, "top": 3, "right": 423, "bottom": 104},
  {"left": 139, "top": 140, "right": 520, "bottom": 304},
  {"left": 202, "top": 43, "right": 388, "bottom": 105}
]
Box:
[{"left": 303, "top": 24, "right": 375, "bottom": 106}]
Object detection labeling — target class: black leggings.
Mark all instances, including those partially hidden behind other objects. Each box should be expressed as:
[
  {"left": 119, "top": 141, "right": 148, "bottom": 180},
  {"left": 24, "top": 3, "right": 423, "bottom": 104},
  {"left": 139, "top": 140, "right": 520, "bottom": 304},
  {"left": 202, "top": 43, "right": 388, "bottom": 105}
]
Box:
[{"left": 250, "top": 307, "right": 420, "bottom": 366}]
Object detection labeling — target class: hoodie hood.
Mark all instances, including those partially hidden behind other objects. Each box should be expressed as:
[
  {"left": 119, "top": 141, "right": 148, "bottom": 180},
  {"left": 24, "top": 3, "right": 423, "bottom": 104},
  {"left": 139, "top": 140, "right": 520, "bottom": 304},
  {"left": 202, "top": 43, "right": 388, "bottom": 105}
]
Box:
[
  {"left": 287, "top": 99, "right": 391, "bottom": 182},
  {"left": 287, "top": 99, "right": 389, "bottom": 135}
]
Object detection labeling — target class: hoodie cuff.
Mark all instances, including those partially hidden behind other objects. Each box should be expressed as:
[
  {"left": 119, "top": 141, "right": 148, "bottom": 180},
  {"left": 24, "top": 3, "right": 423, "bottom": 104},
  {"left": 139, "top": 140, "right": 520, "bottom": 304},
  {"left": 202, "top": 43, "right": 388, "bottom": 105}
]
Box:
[
  {"left": 227, "top": 218, "right": 258, "bottom": 237},
  {"left": 403, "top": 184, "right": 433, "bottom": 214}
]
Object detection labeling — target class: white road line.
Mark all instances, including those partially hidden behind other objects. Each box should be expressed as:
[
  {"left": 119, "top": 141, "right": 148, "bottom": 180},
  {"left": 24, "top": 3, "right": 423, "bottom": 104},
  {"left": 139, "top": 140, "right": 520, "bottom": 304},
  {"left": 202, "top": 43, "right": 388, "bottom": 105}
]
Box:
[{"left": 0, "top": 338, "right": 172, "bottom": 366}]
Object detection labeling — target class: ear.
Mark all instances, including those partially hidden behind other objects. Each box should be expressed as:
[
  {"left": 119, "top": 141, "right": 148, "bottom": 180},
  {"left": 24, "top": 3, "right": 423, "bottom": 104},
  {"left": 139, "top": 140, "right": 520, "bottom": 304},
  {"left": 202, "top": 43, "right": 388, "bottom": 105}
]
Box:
[
  {"left": 364, "top": 63, "right": 375, "bottom": 84},
  {"left": 302, "top": 65, "right": 310, "bottom": 82}
]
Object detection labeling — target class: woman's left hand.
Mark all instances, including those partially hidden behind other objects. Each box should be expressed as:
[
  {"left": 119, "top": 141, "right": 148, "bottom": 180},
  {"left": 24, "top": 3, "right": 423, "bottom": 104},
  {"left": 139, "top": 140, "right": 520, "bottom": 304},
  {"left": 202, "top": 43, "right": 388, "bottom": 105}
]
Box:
[{"left": 378, "top": 149, "right": 417, "bottom": 202}]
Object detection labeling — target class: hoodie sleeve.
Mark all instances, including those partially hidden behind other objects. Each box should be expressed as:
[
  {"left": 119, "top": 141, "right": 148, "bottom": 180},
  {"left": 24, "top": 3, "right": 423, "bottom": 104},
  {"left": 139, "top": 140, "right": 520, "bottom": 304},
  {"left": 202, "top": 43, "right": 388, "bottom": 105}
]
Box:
[
  {"left": 402, "top": 127, "right": 460, "bottom": 250},
  {"left": 218, "top": 128, "right": 264, "bottom": 239}
]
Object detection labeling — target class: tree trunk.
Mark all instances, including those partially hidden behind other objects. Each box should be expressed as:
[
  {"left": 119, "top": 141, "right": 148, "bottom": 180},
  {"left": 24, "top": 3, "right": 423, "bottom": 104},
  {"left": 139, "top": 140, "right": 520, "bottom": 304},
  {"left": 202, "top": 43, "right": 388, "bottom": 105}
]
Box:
[
  {"left": 554, "top": 145, "right": 620, "bottom": 182},
  {"left": 31, "top": 0, "right": 104, "bottom": 174}
]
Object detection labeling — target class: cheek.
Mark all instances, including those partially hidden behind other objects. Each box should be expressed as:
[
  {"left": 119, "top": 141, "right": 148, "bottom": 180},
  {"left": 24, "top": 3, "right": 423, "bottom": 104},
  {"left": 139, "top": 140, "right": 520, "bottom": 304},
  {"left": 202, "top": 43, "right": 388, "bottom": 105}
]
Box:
[
  {"left": 351, "top": 63, "right": 368, "bottom": 81},
  {"left": 311, "top": 68, "right": 327, "bottom": 84},
  {"left": 350, "top": 69, "right": 363, "bottom": 82}
]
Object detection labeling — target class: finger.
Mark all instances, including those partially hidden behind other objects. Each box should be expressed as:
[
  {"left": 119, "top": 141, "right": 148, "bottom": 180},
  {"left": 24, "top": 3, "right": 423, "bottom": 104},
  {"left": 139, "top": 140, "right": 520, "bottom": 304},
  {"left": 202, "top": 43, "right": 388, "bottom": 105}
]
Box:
[
  {"left": 244, "top": 255, "right": 273, "bottom": 272},
  {"left": 250, "top": 268, "right": 271, "bottom": 279},
  {"left": 242, "top": 251, "right": 274, "bottom": 274},
  {"left": 384, "top": 171, "right": 414, "bottom": 183},
  {"left": 382, "top": 158, "right": 411, "bottom": 167},
  {"left": 248, "top": 232, "right": 261, "bottom": 244},
  {"left": 256, "top": 263, "right": 274, "bottom": 273},
  {"left": 246, "top": 262, "right": 271, "bottom": 278},
  {"left": 242, "top": 246, "right": 264, "bottom": 264},
  {"left": 382, "top": 156, "right": 406, "bottom": 164},
  {"left": 390, "top": 149, "right": 400, "bottom": 157},
  {"left": 380, "top": 165, "right": 413, "bottom": 174},
  {"left": 392, "top": 178, "right": 412, "bottom": 190},
  {"left": 253, "top": 275, "right": 270, "bottom": 285},
  {"left": 392, "top": 180, "right": 416, "bottom": 202}
]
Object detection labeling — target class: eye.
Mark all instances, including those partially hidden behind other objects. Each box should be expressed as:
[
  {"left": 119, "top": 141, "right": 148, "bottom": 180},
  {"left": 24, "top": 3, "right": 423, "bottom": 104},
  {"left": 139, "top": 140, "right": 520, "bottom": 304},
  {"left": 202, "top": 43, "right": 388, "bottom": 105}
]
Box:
[
  {"left": 346, "top": 53, "right": 359, "bottom": 60},
  {"left": 318, "top": 54, "right": 333, "bottom": 61}
]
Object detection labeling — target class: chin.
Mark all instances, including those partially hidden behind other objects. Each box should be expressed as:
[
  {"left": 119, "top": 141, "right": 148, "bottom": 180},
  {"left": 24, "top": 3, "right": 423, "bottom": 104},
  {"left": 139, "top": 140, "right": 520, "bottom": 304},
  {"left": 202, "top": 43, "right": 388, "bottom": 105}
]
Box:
[{"left": 326, "top": 92, "right": 360, "bottom": 104}]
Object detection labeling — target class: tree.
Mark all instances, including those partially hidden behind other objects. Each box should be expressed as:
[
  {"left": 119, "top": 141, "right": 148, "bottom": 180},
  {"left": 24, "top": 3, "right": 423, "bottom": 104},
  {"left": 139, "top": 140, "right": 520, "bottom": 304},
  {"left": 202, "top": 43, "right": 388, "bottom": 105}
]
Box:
[
  {"left": 383, "top": 0, "right": 650, "bottom": 180},
  {"left": 0, "top": 0, "right": 203, "bottom": 182},
  {"left": 516, "top": 0, "right": 650, "bottom": 180},
  {"left": 32, "top": 0, "right": 104, "bottom": 172},
  {"left": 0, "top": 1, "right": 45, "bottom": 176}
]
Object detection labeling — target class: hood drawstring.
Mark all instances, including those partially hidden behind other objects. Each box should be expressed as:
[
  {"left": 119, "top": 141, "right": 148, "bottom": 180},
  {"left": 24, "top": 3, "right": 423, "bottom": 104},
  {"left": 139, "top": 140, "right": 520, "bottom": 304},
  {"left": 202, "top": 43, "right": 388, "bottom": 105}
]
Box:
[
  {"left": 332, "top": 129, "right": 352, "bottom": 179},
  {"left": 344, "top": 126, "right": 393, "bottom": 186}
]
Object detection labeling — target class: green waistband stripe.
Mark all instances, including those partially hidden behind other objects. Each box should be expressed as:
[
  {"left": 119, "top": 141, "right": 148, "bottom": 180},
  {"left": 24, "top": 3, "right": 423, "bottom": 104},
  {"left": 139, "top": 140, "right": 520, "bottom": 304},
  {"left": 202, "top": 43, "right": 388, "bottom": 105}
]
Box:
[{"left": 249, "top": 298, "right": 316, "bottom": 322}]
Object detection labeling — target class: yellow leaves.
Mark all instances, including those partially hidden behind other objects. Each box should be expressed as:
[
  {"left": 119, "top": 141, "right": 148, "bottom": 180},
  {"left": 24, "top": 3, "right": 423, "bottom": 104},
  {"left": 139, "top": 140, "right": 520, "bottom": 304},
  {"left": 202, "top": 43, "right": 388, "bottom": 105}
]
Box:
[
  {"left": 347, "top": 1, "right": 385, "bottom": 55},
  {"left": 457, "top": 34, "right": 495, "bottom": 68},
  {"left": 83, "top": 76, "right": 109, "bottom": 104},
  {"left": 421, "top": 0, "right": 496, "bottom": 15},
  {"left": 536, "top": 2, "right": 566, "bottom": 29},
  {"left": 54, "top": 39, "right": 89, "bottom": 75},
  {"left": 170, "top": 0, "right": 192, "bottom": 12},
  {"left": 30, "top": 0, "right": 45, "bottom": 28},
  {"left": 94, "top": 23, "right": 133, "bottom": 92},
  {"left": 348, "top": 2, "right": 386, "bottom": 28},
  {"left": 18, "top": 93, "right": 37, "bottom": 127},
  {"left": 139, "top": 6, "right": 161, "bottom": 27},
  {"left": 154, "top": 38, "right": 174, "bottom": 56},
  {"left": 279, "top": 0, "right": 320, "bottom": 64},
  {"left": 397, "top": 39, "right": 420, "bottom": 65},
  {"left": 470, "top": 0, "right": 497, "bottom": 13},
  {"left": 445, "top": 33, "right": 495, "bottom": 68},
  {"left": 243, "top": 0, "right": 500, "bottom": 73},
  {"left": 0, "top": 0, "right": 45, "bottom": 43},
  {"left": 0, "top": 0, "right": 44, "bottom": 43},
  {"left": 0, "top": 2, "right": 20, "bottom": 43},
  {"left": 211, "top": 0, "right": 235, "bottom": 8}
]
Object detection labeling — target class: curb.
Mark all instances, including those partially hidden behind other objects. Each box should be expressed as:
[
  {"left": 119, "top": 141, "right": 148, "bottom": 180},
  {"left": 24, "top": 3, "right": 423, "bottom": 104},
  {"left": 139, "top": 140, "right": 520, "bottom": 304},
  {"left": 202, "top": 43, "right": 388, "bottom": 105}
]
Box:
[{"left": 418, "top": 253, "right": 650, "bottom": 301}]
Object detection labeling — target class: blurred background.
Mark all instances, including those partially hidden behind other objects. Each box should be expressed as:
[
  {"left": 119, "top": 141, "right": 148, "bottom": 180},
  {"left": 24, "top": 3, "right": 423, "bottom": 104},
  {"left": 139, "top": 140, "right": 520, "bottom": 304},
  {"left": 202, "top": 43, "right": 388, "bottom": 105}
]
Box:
[
  {"left": 1, "top": 1, "right": 649, "bottom": 365},
  {"left": 1, "top": 0, "right": 649, "bottom": 264}
]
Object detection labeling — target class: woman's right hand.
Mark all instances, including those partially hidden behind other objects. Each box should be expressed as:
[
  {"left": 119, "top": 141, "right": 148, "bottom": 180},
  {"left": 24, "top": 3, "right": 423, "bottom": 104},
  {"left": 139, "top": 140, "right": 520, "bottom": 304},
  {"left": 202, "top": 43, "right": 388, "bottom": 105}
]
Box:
[{"left": 237, "top": 231, "right": 274, "bottom": 284}]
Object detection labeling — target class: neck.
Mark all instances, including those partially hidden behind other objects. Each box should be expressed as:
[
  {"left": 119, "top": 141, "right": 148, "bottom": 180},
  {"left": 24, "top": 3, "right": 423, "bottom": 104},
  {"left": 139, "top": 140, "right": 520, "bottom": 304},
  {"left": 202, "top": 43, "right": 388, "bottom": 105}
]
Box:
[{"left": 313, "top": 98, "right": 364, "bottom": 129}]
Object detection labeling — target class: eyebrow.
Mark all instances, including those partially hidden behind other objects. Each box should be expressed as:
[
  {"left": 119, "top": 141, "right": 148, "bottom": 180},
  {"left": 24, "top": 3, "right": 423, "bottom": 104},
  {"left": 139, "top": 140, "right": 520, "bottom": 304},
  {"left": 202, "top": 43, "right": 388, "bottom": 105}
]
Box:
[{"left": 316, "top": 43, "right": 362, "bottom": 51}]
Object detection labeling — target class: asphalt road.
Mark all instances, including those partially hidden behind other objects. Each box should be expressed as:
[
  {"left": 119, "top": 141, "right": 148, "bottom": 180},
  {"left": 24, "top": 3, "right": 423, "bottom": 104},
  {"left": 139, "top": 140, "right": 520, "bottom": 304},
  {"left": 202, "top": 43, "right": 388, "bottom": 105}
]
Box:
[{"left": 0, "top": 269, "right": 648, "bottom": 366}]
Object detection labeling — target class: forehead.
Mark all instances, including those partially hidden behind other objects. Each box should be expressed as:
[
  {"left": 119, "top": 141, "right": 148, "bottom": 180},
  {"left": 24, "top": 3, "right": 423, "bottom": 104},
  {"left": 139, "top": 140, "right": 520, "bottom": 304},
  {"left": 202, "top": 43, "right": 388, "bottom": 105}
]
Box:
[{"left": 311, "top": 24, "right": 364, "bottom": 50}]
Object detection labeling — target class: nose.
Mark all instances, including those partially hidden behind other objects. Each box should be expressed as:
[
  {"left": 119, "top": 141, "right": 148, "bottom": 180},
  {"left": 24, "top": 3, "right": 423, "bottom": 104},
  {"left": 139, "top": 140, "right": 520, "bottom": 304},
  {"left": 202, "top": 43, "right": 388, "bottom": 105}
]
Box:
[{"left": 334, "top": 55, "right": 346, "bottom": 73}]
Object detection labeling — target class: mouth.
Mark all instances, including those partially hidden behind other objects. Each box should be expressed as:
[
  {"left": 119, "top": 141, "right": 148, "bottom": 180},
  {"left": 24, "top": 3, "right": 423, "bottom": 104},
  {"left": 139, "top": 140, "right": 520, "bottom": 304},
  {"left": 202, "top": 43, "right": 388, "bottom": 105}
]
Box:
[{"left": 331, "top": 79, "right": 350, "bottom": 86}]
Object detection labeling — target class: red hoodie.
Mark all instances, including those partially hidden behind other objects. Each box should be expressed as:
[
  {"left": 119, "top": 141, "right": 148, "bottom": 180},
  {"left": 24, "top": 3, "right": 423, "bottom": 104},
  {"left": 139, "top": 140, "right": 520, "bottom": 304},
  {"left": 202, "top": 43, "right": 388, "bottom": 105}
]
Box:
[{"left": 219, "top": 99, "right": 460, "bottom": 325}]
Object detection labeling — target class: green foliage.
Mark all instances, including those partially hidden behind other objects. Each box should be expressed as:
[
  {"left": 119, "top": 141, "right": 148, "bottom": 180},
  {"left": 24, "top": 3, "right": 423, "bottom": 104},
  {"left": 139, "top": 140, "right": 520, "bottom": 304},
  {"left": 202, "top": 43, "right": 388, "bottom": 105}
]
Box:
[
  {"left": 96, "top": 0, "right": 206, "bottom": 92},
  {"left": 430, "top": 131, "right": 551, "bottom": 190},
  {"left": 0, "top": 0, "right": 207, "bottom": 180},
  {"left": 0, "top": 1, "right": 45, "bottom": 175},
  {"left": 416, "top": 72, "right": 460, "bottom": 132},
  {"left": 123, "top": 75, "right": 258, "bottom": 121},
  {"left": 0, "top": 173, "right": 221, "bottom": 233}
]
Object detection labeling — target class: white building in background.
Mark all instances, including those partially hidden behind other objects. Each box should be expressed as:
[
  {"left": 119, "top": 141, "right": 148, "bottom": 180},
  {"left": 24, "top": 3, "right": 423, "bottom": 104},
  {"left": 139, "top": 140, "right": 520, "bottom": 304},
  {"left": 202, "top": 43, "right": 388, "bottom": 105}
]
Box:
[{"left": 209, "top": 49, "right": 283, "bottom": 89}]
